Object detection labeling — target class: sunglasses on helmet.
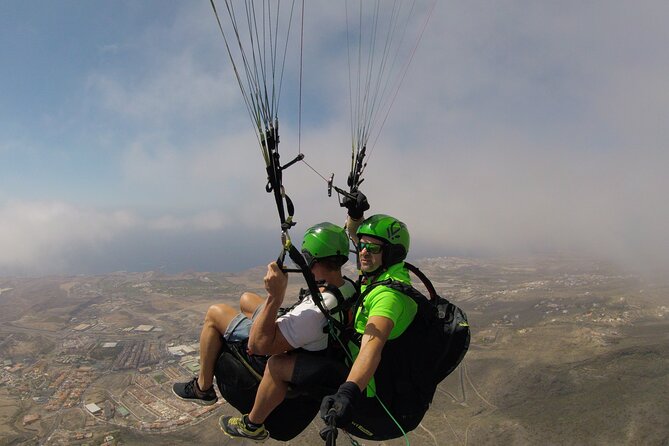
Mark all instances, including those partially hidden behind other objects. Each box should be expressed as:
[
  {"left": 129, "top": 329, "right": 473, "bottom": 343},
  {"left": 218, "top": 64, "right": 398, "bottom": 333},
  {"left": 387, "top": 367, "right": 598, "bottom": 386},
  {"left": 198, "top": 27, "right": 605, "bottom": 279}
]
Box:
[{"left": 302, "top": 250, "right": 316, "bottom": 267}]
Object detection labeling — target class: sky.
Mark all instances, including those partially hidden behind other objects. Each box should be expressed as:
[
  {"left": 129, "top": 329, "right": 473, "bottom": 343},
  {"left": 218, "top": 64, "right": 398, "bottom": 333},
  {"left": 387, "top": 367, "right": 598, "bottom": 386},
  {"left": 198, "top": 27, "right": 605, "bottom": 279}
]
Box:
[{"left": 1, "top": 1, "right": 668, "bottom": 277}]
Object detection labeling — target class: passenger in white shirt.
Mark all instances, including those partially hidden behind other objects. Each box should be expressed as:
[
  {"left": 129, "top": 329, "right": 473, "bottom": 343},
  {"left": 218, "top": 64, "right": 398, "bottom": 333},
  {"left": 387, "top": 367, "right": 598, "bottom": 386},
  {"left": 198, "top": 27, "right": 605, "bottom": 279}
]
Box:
[{"left": 172, "top": 222, "right": 356, "bottom": 442}]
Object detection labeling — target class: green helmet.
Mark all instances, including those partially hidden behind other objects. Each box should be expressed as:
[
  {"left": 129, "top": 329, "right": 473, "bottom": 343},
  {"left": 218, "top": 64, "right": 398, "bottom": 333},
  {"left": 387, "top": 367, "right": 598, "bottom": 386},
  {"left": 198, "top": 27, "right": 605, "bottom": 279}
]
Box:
[
  {"left": 301, "top": 222, "right": 350, "bottom": 267},
  {"left": 356, "top": 214, "right": 410, "bottom": 266}
]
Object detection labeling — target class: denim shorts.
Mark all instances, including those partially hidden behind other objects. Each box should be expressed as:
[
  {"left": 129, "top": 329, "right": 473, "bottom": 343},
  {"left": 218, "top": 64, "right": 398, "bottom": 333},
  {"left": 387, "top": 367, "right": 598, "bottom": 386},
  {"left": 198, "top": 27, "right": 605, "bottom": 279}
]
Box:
[{"left": 222, "top": 304, "right": 263, "bottom": 343}]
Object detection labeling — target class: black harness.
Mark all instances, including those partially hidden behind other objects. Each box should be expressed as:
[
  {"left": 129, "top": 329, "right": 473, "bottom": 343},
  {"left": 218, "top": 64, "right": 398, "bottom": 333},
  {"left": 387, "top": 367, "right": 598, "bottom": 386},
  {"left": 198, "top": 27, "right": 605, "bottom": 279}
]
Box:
[{"left": 282, "top": 277, "right": 359, "bottom": 360}]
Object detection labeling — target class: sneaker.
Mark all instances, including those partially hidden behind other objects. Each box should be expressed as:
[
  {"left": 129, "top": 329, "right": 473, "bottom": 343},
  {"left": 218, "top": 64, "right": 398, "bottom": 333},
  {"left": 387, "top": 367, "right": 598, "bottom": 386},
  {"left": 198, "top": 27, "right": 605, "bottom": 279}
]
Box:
[
  {"left": 219, "top": 414, "right": 269, "bottom": 443},
  {"left": 172, "top": 377, "right": 217, "bottom": 406}
]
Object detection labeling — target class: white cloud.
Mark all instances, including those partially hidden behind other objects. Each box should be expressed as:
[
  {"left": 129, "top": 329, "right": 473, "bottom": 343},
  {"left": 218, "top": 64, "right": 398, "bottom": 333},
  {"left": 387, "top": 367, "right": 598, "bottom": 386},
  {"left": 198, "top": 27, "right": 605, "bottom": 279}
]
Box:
[
  {"left": 0, "top": 201, "right": 240, "bottom": 275},
  {"left": 88, "top": 51, "right": 239, "bottom": 126},
  {"left": 86, "top": 3, "right": 240, "bottom": 128},
  {"left": 364, "top": 132, "right": 669, "bottom": 273},
  {"left": 147, "top": 211, "right": 229, "bottom": 232},
  {"left": 327, "top": 1, "right": 669, "bottom": 273},
  {"left": 118, "top": 131, "right": 273, "bottom": 218},
  {"left": 0, "top": 201, "right": 135, "bottom": 274},
  {"left": 4, "top": 1, "right": 669, "bottom": 276}
]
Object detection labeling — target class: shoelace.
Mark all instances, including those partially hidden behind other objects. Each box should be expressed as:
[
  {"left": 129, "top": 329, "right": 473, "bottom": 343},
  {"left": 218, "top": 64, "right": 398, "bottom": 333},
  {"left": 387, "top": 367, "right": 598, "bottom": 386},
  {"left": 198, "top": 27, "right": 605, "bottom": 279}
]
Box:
[
  {"left": 185, "top": 378, "right": 204, "bottom": 397},
  {"left": 229, "top": 417, "right": 253, "bottom": 433}
]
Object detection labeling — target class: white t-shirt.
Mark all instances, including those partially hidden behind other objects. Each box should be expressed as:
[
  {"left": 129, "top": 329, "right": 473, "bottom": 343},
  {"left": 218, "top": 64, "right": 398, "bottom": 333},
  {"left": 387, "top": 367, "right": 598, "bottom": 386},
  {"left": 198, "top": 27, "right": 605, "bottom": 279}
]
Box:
[{"left": 277, "top": 280, "right": 357, "bottom": 352}]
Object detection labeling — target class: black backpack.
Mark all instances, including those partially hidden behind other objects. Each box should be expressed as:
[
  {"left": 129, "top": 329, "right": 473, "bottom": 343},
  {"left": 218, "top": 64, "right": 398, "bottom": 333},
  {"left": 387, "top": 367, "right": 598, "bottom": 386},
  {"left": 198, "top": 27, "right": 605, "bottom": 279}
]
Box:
[{"left": 402, "top": 262, "right": 470, "bottom": 383}]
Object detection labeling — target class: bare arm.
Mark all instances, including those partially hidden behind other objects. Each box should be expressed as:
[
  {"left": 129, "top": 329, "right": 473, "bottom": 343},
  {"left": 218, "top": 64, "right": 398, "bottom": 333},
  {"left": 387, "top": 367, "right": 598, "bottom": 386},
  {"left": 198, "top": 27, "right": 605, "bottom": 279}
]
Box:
[
  {"left": 345, "top": 315, "right": 394, "bottom": 391},
  {"left": 248, "top": 262, "right": 294, "bottom": 355},
  {"left": 346, "top": 215, "right": 364, "bottom": 246}
]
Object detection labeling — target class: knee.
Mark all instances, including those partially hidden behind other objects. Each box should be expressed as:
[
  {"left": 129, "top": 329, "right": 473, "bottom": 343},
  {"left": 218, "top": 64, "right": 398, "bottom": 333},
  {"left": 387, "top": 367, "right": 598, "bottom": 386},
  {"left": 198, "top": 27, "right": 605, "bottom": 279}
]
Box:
[
  {"left": 239, "top": 292, "right": 261, "bottom": 314},
  {"left": 204, "top": 304, "right": 218, "bottom": 322},
  {"left": 266, "top": 354, "right": 294, "bottom": 381},
  {"left": 204, "top": 304, "right": 228, "bottom": 329},
  {"left": 239, "top": 292, "right": 252, "bottom": 309},
  {"left": 266, "top": 354, "right": 281, "bottom": 370}
]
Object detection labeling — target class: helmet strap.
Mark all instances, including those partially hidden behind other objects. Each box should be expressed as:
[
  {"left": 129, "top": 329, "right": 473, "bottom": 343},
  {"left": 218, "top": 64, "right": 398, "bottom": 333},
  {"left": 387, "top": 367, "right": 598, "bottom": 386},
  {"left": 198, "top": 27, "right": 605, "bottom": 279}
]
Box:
[{"left": 362, "top": 264, "right": 387, "bottom": 281}]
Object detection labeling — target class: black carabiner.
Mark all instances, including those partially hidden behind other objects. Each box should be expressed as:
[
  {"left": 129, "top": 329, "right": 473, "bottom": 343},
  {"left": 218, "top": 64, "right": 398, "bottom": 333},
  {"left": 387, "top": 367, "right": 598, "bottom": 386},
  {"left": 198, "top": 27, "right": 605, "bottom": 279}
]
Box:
[{"left": 319, "top": 410, "right": 338, "bottom": 446}]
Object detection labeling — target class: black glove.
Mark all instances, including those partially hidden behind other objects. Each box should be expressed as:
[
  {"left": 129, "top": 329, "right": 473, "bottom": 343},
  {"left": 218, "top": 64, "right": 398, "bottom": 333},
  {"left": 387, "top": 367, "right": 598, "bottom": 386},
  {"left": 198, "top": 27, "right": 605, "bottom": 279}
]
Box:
[
  {"left": 320, "top": 381, "right": 363, "bottom": 428},
  {"left": 341, "top": 191, "right": 370, "bottom": 219}
]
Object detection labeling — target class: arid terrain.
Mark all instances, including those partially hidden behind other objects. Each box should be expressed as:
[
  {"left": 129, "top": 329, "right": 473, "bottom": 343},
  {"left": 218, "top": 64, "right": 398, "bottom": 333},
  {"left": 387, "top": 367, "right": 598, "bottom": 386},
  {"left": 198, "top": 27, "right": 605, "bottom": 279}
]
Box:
[{"left": 1, "top": 255, "right": 668, "bottom": 445}]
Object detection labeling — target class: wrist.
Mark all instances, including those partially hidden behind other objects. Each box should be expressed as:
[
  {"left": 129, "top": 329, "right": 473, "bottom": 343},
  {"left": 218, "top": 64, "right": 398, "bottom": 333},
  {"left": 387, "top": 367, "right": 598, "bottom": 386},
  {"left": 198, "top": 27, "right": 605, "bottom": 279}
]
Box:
[
  {"left": 264, "top": 291, "right": 285, "bottom": 308},
  {"left": 338, "top": 381, "right": 363, "bottom": 403},
  {"left": 265, "top": 295, "right": 283, "bottom": 306}
]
